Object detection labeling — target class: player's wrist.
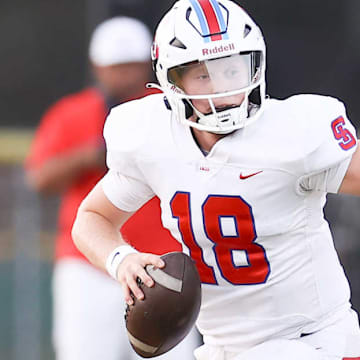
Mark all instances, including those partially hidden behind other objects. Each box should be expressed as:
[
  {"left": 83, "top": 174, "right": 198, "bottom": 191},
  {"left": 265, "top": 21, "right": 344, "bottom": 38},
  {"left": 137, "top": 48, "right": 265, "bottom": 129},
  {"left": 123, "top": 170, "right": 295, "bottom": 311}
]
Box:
[{"left": 106, "top": 245, "right": 138, "bottom": 280}]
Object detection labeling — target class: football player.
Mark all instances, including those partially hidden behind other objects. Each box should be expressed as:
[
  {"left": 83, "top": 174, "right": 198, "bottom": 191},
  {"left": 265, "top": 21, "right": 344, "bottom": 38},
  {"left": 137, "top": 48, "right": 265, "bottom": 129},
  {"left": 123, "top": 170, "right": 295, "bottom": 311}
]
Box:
[{"left": 72, "top": 0, "right": 360, "bottom": 359}]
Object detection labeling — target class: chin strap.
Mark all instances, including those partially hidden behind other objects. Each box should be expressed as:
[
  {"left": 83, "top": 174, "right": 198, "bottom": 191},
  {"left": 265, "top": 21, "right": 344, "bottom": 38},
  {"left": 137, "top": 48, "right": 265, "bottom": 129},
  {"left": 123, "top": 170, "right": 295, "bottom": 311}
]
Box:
[{"left": 194, "top": 96, "right": 248, "bottom": 128}]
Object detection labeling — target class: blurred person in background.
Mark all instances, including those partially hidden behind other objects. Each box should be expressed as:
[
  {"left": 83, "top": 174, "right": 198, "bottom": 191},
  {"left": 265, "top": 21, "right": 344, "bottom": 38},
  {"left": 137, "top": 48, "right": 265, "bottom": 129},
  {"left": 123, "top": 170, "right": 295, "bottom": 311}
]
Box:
[{"left": 25, "top": 16, "right": 200, "bottom": 360}]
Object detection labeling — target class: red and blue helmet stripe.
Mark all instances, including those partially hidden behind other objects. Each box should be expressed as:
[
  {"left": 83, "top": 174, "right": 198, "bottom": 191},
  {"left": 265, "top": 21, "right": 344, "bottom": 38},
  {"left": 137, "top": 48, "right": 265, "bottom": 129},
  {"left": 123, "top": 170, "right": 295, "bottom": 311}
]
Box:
[{"left": 189, "top": 0, "right": 229, "bottom": 43}]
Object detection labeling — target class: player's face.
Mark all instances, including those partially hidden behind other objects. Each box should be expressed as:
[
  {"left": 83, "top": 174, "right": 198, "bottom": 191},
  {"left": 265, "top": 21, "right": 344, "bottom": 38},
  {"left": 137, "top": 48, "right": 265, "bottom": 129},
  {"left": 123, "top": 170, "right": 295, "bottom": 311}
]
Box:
[
  {"left": 176, "top": 56, "right": 249, "bottom": 115},
  {"left": 93, "top": 62, "right": 151, "bottom": 101}
]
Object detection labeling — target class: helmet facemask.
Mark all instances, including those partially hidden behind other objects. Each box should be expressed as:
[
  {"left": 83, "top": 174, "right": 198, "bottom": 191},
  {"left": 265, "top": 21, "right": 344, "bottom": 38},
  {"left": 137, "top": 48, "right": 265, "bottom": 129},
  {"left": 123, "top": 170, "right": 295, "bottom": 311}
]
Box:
[{"left": 167, "top": 51, "right": 264, "bottom": 134}]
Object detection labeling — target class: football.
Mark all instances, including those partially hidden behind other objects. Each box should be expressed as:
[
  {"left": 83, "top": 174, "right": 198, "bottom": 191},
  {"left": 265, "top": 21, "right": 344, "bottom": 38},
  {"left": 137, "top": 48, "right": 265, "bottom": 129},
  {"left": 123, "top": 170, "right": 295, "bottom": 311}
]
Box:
[{"left": 125, "top": 251, "right": 201, "bottom": 358}]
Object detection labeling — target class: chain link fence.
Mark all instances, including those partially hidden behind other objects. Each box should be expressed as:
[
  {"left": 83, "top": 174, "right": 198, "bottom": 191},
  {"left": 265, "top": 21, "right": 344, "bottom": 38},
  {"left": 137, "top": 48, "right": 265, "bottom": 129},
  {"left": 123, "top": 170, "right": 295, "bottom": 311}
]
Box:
[{"left": 0, "top": 130, "right": 58, "bottom": 360}]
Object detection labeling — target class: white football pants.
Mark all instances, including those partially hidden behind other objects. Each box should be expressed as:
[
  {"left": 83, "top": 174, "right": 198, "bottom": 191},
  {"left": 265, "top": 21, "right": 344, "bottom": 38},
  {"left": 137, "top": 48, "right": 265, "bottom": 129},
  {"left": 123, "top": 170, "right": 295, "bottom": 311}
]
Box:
[
  {"left": 53, "top": 259, "right": 201, "bottom": 360},
  {"left": 194, "top": 309, "right": 360, "bottom": 360}
]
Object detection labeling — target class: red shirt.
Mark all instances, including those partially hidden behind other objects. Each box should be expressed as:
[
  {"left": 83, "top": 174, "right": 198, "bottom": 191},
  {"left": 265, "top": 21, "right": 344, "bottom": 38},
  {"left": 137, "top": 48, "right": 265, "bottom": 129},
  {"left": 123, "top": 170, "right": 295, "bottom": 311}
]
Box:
[{"left": 26, "top": 87, "right": 181, "bottom": 260}]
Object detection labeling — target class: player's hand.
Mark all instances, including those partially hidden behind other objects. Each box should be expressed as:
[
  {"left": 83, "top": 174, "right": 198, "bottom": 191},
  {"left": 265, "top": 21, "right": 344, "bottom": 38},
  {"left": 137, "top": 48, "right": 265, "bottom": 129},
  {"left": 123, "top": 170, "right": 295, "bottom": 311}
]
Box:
[{"left": 117, "top": 253, "right": 165, "bottom": 305}]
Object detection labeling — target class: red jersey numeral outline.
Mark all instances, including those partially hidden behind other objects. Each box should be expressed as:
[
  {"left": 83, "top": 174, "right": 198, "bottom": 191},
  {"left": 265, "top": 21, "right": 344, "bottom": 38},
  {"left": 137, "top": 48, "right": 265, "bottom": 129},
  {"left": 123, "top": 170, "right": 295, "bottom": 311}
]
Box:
[
  {"left": 170, "top": 191, "right": 217, "bottom": 284},
  {"left": 170, "top": 192, "right": 271, "bottom": 285},
  {"left": 331, "top": 116, "right": 356, "bottom": 150}
]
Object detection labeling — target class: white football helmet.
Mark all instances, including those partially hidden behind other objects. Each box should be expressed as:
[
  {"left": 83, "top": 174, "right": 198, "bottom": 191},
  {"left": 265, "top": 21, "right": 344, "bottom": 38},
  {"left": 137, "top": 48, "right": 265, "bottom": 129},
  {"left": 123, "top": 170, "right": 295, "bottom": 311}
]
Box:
[{"left": 150, "top": 0, "right": 266, "bottom": 134}]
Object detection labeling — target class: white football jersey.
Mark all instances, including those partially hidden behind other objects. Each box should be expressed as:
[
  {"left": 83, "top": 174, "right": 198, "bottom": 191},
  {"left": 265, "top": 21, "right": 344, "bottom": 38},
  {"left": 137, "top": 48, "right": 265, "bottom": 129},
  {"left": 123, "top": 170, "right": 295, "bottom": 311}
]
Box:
[{"left": 102, "top": 93, "right": 357, "bottom": 352}]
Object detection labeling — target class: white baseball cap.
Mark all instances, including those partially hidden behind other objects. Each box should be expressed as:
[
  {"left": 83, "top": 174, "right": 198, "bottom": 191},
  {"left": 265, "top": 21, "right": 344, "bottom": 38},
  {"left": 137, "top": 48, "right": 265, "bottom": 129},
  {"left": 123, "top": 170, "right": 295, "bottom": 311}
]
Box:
[{"left": 89, "top": 16, "right": 152, "bottom": 66}]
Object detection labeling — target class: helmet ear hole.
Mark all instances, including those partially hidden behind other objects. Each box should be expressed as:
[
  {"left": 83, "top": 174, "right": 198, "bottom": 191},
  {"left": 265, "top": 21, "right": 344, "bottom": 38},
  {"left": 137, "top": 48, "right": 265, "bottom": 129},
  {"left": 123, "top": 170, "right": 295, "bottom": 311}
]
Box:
[
  {"left": 248, "top": 86, "right": 261, "bottom": 106},
  {"left": 182, "top": 100, "right": 194, "bottom": 119}
]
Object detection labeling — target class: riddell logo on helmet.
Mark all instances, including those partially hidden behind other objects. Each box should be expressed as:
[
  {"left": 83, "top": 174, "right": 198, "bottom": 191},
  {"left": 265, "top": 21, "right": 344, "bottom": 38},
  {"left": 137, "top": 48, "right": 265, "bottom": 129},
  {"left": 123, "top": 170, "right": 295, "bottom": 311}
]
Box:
[{"left": 202, "top": 43, "right": 235, "bottom": 56}]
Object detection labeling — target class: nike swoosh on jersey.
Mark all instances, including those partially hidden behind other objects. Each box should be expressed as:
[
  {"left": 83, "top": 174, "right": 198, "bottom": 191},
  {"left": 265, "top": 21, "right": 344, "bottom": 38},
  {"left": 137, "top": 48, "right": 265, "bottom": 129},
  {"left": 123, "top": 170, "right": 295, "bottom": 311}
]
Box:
[{"left": 239, "top": 171, "right": 263, "bottom": 180}]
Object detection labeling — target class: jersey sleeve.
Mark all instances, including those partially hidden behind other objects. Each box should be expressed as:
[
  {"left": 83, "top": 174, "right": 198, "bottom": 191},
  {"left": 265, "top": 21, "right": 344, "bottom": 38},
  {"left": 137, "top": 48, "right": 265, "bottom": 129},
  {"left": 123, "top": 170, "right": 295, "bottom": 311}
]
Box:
[
  {"left": 102, "top": 102, "right": 155, "bottom": 212},
  {"left": 298, "top": 96, "right": 357, "bottom": 194}
]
